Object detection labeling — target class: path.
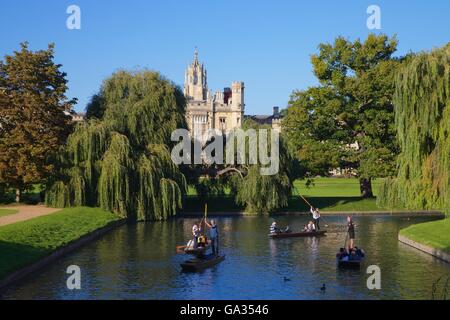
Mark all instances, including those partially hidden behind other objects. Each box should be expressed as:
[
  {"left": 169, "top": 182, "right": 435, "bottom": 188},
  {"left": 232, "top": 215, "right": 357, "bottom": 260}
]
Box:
[{"left": 0, "top": 205, "right": 61, "bottom": 227}]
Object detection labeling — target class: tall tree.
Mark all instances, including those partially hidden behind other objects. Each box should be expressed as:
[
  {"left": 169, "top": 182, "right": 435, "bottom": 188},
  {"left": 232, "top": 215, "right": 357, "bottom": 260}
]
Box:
[
  {"left": 0, "top": 43, "right": 75, "bottom": 202},
  {"left": 377, "top": 44, "right": 450, "bottom": 214},
  {"left": 227, "top": 119, "right": 294, "bottom": 214},
  {"left": 284, "top": 34, "right": 402, "bottom": 197},
  {"left": 46, "top": 70, "right": 188, "bottom": 221}
]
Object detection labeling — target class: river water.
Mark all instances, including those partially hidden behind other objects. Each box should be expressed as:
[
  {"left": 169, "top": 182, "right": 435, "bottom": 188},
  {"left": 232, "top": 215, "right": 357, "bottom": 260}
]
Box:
[{"left": 1, "top": 215, "right": 449, "bottom": 300}]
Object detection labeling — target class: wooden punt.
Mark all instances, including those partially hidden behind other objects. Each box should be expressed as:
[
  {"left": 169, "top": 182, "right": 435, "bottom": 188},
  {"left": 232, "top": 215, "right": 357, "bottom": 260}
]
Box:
[
  {"left": 337, "top": 256, "right": 364, "bottom": 269},
  {"left": 180, "top": 254, "right": 225, "bottom": 272},
  {"left": 268, "top": 230, "right": 327, "bottom": 239},
  {"left": 183, "top": 244, "right": 211, "bottom": 255}
]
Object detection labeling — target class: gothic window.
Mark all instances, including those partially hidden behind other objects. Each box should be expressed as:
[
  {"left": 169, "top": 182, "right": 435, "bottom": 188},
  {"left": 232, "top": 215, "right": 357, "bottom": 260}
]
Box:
[{"left": 219, "top": 117, "right": 226, "bottom": 130}]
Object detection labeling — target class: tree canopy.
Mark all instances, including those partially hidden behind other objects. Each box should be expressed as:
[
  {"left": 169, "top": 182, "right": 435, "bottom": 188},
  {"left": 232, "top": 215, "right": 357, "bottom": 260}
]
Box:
[
  {"left": 228, "top": 119, "right": 294, "bottom": 214},
  {"left": 46, "top": 70, "right": 188, "bottom": 221},
  {"left": 377, "top": 44, "right": 450, "bottom": 214},
  {"left": 284, "top": 34, "right": 402, "bottom": 197},
  {"left": 0, "top": 43, "right": 75, "bottom": 202}
]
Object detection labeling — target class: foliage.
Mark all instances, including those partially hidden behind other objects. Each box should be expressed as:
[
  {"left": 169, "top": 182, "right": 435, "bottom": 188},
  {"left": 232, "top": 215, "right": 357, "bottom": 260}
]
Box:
[
  {"left": 195, "top": 176, "right": 227, "bottom": 199},
  {"left": 284, "top": 34, "right": 402, "bottom": 197},
  {"left": 46, "top": 70, "right": 187, "bottom": 221},
  {"left": 0, "top": 207, "right": 119, "bottom": 280},
  {"left": 230, "top": 119, "right": 294, "bottom": 214},
  {"left": 377, "top": 44, "right": 450, "bottom": 214},
  {"left": 0, "top": 43, "right": 75, "bottom": 201}
]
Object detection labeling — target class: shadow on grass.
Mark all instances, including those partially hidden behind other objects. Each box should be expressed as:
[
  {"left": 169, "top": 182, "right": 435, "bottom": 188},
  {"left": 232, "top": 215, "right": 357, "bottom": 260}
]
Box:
[{"left": 0, "top": 240, "right": 49, "bottom": 281}]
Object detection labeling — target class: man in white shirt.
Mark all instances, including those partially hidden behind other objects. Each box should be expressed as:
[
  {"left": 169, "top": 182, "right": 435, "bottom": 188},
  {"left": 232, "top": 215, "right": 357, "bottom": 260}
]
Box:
[{"left": 310, "top": 207, "right": 321, "bottom": 230}]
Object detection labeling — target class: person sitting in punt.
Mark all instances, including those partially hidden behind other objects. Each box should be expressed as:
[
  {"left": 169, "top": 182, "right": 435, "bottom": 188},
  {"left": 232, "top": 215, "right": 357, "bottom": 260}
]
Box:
[
  {"left": 307, "top": 221, "right": 316, "bottom": 232},
  {"left": 302, "top": 224, "right": 309, "bottom": 232},
  {"left": 192, "top": 222, "right": 200, "bottom": 249},
  {"left": 336, "top": 248, "right": 348, "bottom": 259},
  {"left": 354, "top": 246, "right": 365, "bottom": 258},
  {"left": 270, "top": 221, "right": 279, "bottom": 234}
]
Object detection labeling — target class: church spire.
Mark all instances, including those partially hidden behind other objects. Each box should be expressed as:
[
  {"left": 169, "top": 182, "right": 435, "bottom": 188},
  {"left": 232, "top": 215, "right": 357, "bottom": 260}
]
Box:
[
  {"left": 184, "top": 47, "right": 208, "bottom": 101},
  {"left": 194, "top": 47, "right": 199, "bottom": 63}
]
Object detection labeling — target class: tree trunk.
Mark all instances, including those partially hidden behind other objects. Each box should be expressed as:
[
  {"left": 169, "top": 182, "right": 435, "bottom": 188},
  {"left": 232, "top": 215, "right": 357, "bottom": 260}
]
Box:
[
  {"left": 15, "top": 188, "right": 21, "bottom": 203},
  {"left": 359, "top": 177, "right": 374, "bottom": 198}
]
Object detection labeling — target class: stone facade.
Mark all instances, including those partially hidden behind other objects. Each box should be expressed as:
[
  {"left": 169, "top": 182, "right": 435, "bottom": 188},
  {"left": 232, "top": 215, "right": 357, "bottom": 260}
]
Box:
[
  {"left": 184, "top": 49, "right": 244, "bottom": 142},
  {"left": 245, "top": 106, "right": 283, "bottom": 133}
]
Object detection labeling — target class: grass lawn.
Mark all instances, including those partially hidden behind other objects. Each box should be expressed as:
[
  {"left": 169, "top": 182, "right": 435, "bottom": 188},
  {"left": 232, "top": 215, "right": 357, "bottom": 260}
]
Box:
[
  {"left": 400, "top": 218, "right": 450, "bottom": 254},
  {"left": 293, "top": 177, "right": 384, "bottom": 197},
  {"left": 183, "top": 177, "right": 396, "bottom": 212},
  {"left": 0, "top": 207, "right": 120, "bottom": 280},
  {"left": 0, "top": 209, "right": 18, "bottom": 218}
]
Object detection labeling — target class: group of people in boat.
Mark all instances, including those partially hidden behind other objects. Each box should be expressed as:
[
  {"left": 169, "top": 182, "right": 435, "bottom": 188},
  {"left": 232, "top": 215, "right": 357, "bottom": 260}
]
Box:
[
  {"left": 270, "top": 206, "right": 321, "bottom": 234},
  {"left": 267, "top": 207, "right": 364, "bottom": 263},
  {"left": 186, "top": 206, "right": 363, "bottom": 264},
  {"left": 336, "top": 246, "right": 365, "bottom": 261},
  {"left": 191, "top": 219, "right": 219, "bottom": 256},
  {"left": 335, "top": 216, "right": 364, "bottom": 261}
]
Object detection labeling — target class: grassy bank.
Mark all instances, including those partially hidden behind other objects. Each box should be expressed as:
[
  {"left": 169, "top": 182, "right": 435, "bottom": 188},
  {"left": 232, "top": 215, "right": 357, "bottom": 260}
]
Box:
[
  {"left": 183, "top": 177, "right": 392, "bottom": 213},
  {"left": 400, "top": 218, "right": 450, "bottom": 254},
  {"left": 0, "top": 207, "right": 120, "bottom": 280},
  {"left": 0, "top": 209, "right": 18, "bottom": 218}
]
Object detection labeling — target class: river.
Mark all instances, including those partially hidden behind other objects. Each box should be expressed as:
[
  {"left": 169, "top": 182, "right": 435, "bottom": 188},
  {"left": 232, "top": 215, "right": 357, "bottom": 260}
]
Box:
[{"left": 1, "top": 214, "right": 449, "bottom": 300}]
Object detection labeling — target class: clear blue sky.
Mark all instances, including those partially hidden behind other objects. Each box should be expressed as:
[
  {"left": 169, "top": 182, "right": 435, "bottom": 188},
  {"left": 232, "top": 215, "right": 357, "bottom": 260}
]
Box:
[{"left": 1, "top": 0, "right": 449, "bottom": 114}]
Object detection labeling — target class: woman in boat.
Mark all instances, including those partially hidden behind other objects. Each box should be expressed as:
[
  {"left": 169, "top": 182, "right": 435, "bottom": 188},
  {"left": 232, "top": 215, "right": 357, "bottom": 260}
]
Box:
[
  {"left": 205, "top": 219, "right": 219, "bottom": 256},
  {"left": 192, "top": 222, "right": 200, "bottom": 249},
  {"left": 347, "top": 216, "right": 356, "bottom": 250},
  {"left": 270, "top": 221, "right": 280, "bottom": 234},
  {"left": 310, "top": 206, "right": 321, "bottom": 230},
  {"left": 307, "top": 221, "right": 316, "bottom": 232}
]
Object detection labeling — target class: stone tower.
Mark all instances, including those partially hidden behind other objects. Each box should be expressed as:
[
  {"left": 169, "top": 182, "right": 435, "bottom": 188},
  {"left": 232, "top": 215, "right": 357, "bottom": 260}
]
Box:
[
  {"left": 184, "top": 49, "right": 244, "bottom": 143},
  {"left": 184, "top": 48, "right": 208, "bottom": 101}
]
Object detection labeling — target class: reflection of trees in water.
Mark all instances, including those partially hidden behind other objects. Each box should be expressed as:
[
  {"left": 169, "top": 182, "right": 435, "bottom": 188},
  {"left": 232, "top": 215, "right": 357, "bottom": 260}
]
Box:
[{"left": 432, "top": 275, "right": 449, "bottom": 300}]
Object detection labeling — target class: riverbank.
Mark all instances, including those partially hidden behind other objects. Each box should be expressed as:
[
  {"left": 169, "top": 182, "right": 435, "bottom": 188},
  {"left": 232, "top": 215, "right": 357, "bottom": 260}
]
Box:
[
  {"left": 0, "top": 207, "right": 122, "bottom": 289},
  {"left": 180, "top": 210, "right": 443, "bottom": 217},
  {"left": 183, "top": 178, "right": 417, "bottom": 213},
  {"left": 399, "top": 218, "right": 450, "bottom": 263},
  {"left": 182, "top": 195, "right": 441, "bottom": 216}
]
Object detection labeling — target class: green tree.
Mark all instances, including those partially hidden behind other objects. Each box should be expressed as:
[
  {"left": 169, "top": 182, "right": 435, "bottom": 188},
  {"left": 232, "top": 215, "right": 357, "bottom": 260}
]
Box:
[
  {"left": 284, "top": 34, "right": 402, "bottom": 197},
  {"left": 0, "top": 43, "right": 75, "bottom": 202},
  {"left": 46, "top": 70, "right": 188, "bottom": 221},
  {"left": 228, "top": 119, "right": 294, "bottom": 214},
  {"left": 377, "top": 44, "right": 450, "bottom": 214}
]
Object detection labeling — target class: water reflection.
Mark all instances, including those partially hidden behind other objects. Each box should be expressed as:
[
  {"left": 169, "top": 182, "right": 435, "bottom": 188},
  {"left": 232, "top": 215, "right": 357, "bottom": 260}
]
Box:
[{"left": 1, "top": 215, "right": 448, "bottom": 300}]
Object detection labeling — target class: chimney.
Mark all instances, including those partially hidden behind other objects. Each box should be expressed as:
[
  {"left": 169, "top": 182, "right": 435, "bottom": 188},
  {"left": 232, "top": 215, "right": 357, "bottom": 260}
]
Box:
[{"left": 273, "top": 106, "right": 279, "bottom": 115}]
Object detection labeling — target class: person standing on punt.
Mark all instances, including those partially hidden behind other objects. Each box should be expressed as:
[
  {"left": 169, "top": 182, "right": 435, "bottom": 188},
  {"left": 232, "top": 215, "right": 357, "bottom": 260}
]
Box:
[
  {"left": 347, "top": 216, "right": 356, "bottom": 250},
  {"left": 310, "top": 206, "right": 321, "bottom": 230},
  {"left": 205, "top": 219, "right": 219, "bottom": 256}
]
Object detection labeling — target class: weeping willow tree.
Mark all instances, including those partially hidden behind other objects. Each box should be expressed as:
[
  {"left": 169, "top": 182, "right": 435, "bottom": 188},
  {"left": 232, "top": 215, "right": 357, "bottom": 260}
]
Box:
[
  {"left": 46, "top": 70, "right": 187, "bottom": 221},
  {"left": 377, "top": 44, "right": 450, "bottom": 214},
  {"left": 228, "top": 119, "right": 294, "bottom": 214}
]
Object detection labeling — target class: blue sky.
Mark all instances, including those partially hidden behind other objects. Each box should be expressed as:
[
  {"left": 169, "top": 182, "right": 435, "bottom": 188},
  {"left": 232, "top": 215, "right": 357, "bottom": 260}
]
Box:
[{"left": 1, "top": 0, "right": 449, "bottom": 114}]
